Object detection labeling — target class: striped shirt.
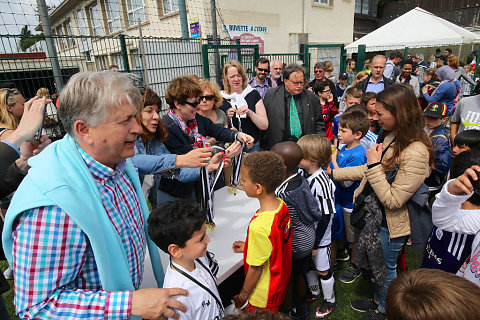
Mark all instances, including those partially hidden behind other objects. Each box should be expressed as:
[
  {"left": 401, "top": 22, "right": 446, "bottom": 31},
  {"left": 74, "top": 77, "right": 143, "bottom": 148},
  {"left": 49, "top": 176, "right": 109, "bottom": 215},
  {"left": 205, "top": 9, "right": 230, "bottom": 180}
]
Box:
[
  {"left": 361, "top": 130, "right": 378, "bottom": 153},
  {"left": 276, "top": 173, "right": 316, "bottom": 257},
  {"left": 307, "top": 168, "right": 336, "bottom": 247},
  {"left": 12, "top": 146, "right": 144, "bottom": 319}
]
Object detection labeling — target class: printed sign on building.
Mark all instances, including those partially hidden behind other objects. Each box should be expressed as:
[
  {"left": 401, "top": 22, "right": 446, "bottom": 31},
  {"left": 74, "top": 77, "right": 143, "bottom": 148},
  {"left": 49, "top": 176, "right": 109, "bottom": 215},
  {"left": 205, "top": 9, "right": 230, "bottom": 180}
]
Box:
[
  {"left": 190, "top": 17, "right": 200, "bottom": 39},
  {"left": 223, "top": 24, "right": 268, "bottom": 53}
]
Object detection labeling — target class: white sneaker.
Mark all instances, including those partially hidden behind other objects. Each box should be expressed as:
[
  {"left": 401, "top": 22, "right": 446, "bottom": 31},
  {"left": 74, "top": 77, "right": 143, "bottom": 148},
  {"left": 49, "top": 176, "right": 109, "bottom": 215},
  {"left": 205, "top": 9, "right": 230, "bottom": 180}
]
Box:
[{"left": 3, "top": 267, "right": 13, "bottom": 280}]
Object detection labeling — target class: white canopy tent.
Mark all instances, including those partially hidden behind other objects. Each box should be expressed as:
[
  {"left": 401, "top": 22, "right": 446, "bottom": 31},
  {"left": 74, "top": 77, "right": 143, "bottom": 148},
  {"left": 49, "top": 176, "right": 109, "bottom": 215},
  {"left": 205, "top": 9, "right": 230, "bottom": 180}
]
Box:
[{"left": 345, "top": 7, "right": 480, "bottom": 54}]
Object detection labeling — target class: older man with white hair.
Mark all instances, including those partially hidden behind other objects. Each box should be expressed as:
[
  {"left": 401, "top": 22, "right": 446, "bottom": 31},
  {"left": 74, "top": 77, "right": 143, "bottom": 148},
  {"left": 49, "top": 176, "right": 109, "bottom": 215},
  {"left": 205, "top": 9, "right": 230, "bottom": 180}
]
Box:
[{"left": 2, "top": 72, "right": 192, "bottom": 320}]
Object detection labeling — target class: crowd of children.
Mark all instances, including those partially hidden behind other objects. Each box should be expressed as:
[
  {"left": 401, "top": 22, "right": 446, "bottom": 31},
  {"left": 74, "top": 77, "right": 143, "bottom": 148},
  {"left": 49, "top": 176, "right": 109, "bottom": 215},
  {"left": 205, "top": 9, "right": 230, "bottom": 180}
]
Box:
[{"left": 145, "top": 71, "right": 480, "bottom": 320}]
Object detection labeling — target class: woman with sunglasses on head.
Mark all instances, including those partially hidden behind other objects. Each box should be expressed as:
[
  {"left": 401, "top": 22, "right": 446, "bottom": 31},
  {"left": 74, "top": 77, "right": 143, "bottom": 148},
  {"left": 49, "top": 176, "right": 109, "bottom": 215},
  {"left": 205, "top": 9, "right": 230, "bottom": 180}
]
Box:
[
  {"left": 161, "top": 76, "right": 252, "bottom": 202},
  {"left": 197, "top": 79, "right": 228, "bottom": 146},
  {"left": 220, "top": 60, "right": 268, "bottom": 152},
  {"left": 0, "top": 88, "right": 26, "bottom": 139}
]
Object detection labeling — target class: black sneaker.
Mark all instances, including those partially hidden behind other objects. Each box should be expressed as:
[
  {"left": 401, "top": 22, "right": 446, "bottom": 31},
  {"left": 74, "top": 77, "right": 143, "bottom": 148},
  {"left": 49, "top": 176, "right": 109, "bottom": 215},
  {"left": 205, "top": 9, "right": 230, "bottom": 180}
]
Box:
[
  {"left": 289, "top": 308, "right": 308, "bottom": 320},
  {"left": 360, "top": 310, "right": 387, "bottom": 320},
  {"left": 350, "top": 299, "right": 378, "bottom": 312},
  {"left": 336, "top": 249, "right": 350, "bottom": 262},
  {"left": 315, "top": 300, "right": 337, "bottom": 318},
  {"left": 340, "top": 264, "right": 362, "bottom": 283}
]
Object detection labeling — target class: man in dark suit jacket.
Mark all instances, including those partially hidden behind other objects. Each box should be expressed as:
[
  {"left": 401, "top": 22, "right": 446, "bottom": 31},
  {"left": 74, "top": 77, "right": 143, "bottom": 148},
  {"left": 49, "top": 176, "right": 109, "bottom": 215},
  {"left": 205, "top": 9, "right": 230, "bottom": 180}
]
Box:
[
  {"left": 262, "top": 64, "right": 325, "bottom": 150},
  {"left": 356, "top": 55, "right": 395, "bottom": 94}
]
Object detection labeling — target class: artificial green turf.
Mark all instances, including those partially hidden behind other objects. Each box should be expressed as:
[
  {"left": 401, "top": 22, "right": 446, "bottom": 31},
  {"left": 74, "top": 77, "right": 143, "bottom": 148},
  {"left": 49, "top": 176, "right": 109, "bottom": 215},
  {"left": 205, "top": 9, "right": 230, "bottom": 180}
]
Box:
[{"left": 1, "top": 247, "right": 424, "bottom": 320}]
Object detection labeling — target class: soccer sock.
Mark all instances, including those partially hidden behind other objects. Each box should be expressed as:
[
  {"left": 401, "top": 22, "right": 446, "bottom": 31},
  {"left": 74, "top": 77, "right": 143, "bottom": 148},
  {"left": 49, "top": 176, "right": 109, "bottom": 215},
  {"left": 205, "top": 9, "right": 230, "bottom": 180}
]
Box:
[
  {"left": 321, "top": 274, "right": 335, "bottom": 303},
  {"left": 306, "top": 270, "right": 320, "bottom": 295}
]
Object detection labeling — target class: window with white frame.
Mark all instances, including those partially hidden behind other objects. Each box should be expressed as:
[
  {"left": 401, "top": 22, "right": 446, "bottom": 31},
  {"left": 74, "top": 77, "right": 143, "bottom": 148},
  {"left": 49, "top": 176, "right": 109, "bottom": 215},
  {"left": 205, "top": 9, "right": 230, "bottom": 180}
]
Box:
[
  {"left": 112, "top": 53, "right": 124, "bottom": 69},
  {"left": 64, "top": 19, "right": 76, "bottom": 47},
  {"left": 56, "top": 26, "right": 67, "bottom": 50},
  {"left": 84, "top": 50, "right": 93, "bottom": 62},
  {"left": 51, "top": 29, "right": 60, "bottom": 52},
  {"left": 89, "top": 4, "right": 104, "bottom": 36},
  {"left": 130, "top": 49, "right": 142, "bottom": 69},
  {"left": 126, "top": 0, "right": 147, "bottom": 26},
  {"left": 96, "top": 55, "right": 107, "bottom": 70},
  {"left": 74, "top": 9, "right": 88, "bottom": 36},
  {"left": 163, "top": 0, "right": 179, "bottom": 15},
  {"left": 104, "top": 0, "right": 122, "bottom": 33},
  {"left": 313, "top": 0, "right": 331, "bottom": 6}
]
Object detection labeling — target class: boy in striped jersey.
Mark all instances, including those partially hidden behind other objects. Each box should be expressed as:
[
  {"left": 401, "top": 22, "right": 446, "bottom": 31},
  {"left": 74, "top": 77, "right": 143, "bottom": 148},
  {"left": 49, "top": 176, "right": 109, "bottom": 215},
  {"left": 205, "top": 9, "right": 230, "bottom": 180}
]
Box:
[
  {"left": 272, "top": 141, "right": 323, "bottom": 319},
  {"left": 297, "top": 135, "right": 337, "bottom": 319}
]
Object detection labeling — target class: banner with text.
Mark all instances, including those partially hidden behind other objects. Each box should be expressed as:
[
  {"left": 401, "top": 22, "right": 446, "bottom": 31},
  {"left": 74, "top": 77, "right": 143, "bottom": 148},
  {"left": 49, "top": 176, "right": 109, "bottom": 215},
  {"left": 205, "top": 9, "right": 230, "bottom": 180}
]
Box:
[{"left": 223, "top": 24, "right": 268, "bottom": 54}]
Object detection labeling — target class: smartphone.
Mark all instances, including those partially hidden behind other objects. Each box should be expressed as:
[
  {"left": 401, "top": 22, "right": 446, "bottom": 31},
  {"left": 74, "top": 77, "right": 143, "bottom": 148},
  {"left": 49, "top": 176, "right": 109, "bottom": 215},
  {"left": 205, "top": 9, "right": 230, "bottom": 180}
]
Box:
[{"left": 35, "top": 103, "right": 48, "bottom": 141}]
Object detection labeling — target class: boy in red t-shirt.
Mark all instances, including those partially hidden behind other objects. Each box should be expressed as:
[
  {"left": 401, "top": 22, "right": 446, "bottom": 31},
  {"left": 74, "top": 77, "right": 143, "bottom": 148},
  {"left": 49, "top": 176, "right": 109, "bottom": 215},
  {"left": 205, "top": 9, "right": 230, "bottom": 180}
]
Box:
[
  {"left": 232, "top": 151, "right": 292, "bottom": 312},
  {"left": 314, "top": 80, "right": 339, "bottom": 144}
]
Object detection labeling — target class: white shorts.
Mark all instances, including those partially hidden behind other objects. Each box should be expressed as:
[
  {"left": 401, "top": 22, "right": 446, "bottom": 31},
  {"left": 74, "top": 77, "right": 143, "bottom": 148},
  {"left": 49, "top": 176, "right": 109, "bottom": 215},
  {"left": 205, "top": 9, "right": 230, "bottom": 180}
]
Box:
[
  {"left": 317, "top": 214, "right": 333, "bottom": 247},
  {"left": 313, "top": 244, "right": 332, "bottom": 272}
]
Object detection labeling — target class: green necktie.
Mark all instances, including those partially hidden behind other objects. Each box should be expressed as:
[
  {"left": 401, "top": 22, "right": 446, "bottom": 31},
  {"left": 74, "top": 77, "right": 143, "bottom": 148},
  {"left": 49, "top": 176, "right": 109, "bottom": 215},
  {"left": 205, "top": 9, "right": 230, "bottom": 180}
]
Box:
[{"left": 289, "top": 96, "right": 302, "bottom": 139}]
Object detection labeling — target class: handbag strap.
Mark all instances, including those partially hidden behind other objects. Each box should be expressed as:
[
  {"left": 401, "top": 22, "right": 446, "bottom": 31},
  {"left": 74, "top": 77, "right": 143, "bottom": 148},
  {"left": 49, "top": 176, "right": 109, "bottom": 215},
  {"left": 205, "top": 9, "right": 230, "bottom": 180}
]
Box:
[{"left": 170, "top": 258, "right": 225, "bottom": 314}]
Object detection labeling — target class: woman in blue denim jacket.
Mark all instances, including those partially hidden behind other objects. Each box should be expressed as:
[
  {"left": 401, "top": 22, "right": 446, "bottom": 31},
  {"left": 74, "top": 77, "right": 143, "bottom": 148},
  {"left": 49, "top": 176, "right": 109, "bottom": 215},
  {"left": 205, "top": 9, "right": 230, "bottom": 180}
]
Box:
[{"left": 131, "top": 88, "right": 225, "bottom": 205}]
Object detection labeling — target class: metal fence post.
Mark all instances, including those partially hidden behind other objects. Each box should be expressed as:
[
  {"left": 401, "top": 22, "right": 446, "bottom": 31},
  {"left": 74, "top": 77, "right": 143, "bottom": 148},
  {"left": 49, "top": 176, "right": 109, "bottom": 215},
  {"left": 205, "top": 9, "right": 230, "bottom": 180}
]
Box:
[
  {"left": 356, "top": 44, "right": 366, "bottom": 73},
  {"left": 304, "top": 44, "right": 310, "bottom": 79},
  {"left": 36, "top": 0, "right": 64, "bottom": 91},
  {"left": 202, "top": 44, "right": 211, "bottom": 80},
  {"left": 178, "top": 0, "right": 189, "bottom": 39},
  {"left": 340, "top": 45, "right": 346, "bottom": 73},
  {"left": 253, "top": 45, "right": 259, "bottom": 77},
  {"left": 119, "top": 34, "right": 130, "bottom": 72},
  {"left": 404, "top": 47, "right": 409, "bottom": 60},
  {"left": 236, "top": 39, "right": 242, "bottom": 63}
]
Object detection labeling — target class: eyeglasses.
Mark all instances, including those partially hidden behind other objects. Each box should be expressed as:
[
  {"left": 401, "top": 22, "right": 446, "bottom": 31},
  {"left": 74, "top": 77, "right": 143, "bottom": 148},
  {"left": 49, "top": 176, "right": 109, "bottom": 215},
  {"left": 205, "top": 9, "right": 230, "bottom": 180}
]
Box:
[
  {"left": 184, "top": 100, "right": 200, "bottom": 108},
  {"left": 314, "top": 69, "right": 325, "bottom": 73},
  {"left": 288, "top": 80, "right": 305, "bottom": 86},
  {"left": 257, "top": 67, "right": 269, "bottom": 73},
  {"left": 322, "top": 89, "right": 331, "bottom": 93},
  {"left": 199, "top": 95, "right": 215, "bottom": 101}
]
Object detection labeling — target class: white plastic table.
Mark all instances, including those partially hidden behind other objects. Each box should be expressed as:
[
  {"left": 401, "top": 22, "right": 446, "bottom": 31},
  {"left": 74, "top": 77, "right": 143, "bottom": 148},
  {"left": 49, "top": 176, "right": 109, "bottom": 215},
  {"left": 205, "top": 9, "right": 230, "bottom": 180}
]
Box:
[{"left": 140, "top": 186, "right": 258, "bottom": 288}]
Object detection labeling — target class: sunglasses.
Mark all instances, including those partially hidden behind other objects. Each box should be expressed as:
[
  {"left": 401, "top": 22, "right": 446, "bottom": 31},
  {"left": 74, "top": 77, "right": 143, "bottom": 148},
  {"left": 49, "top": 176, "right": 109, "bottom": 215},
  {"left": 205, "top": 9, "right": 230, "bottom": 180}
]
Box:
[
  {"left": 184, "top": 100, "right": 200, "bottom": 108},
  {"left": 257, "top": 67, "right": 269, "bottom": 73},
  {"left": 199, "top": 95, "right": 215, "bottom": 101},
  {"left": 3, "top": 88, "right": 13, "bottom": 105}
]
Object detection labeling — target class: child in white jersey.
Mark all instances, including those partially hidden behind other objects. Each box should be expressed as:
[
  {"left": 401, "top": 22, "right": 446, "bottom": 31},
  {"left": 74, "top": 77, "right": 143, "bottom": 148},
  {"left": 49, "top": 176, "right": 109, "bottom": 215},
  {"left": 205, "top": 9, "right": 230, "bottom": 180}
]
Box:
[
  {"left": 148, "top": 200, "right": 223, "bottom": 320},
  {"left": 431, "top": 150, "right": 480, "bottom": 286},
  {"left": 297, "top": 134, "right": 337, "bottom": 319}
]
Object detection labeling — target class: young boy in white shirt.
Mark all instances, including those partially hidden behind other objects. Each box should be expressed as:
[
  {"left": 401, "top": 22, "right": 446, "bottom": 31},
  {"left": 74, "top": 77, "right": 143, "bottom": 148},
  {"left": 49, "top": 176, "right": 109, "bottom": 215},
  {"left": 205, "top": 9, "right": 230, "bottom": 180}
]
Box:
[
  {"left": 431, "top": 150, "right": 480, "bottom": 285},
  {"left": 148, "top": 200, "right": 223, "bottom": 320},
  {"left": 298, "top": 134, "right": 337, "bottom": 319}
]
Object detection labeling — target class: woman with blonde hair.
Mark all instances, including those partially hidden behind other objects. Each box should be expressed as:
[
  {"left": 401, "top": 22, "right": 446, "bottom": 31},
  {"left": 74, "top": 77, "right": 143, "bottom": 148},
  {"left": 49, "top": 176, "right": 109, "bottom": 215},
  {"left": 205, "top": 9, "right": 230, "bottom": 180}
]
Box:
[
  {"left": 0, "top": 88, "right": 25, "bottom": 138},
  {"left": 338, "top": 71, "right": 369, "bottom": 112},
  {"left": 220, "top": 60, "right": 268, "bottom": 152},
  {"left": 324, "top": 60, "right": 336, "bottom": 83},
  {"left": 448, "top": 54, "right": 476, "bottom": 86},
  {"left": 346, "top": 59, "right": 357, "bottom": 86}
]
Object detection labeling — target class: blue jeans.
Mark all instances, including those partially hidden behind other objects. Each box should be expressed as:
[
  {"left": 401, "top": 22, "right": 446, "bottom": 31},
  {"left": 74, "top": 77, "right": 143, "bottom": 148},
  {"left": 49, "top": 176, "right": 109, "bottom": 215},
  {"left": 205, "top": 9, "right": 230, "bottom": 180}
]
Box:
[{"left": 374, "top": 226, "right": 407, "bottom": 313}]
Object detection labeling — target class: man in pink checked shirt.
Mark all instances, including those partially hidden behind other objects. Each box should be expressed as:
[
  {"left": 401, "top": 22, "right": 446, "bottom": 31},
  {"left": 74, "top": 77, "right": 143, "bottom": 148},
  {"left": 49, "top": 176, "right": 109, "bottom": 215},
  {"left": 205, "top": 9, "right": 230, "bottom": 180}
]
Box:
[{"left": 2, "top": 72, "right": 199, "bottom": 320}]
